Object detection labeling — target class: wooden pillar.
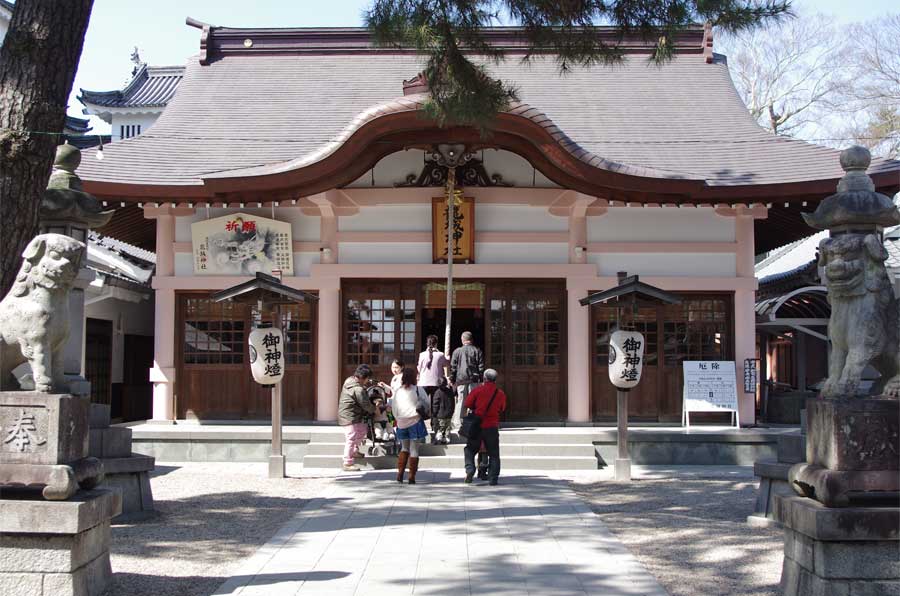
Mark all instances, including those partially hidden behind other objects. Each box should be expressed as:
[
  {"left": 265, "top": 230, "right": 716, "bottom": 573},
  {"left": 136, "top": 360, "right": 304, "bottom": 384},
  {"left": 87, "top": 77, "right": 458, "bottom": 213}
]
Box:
[
  {"left": 269, "top": 303, "right": 285, "bottom": 478},
  {"left": 316, "top": 284, "right": 341, "bottom": 421}
]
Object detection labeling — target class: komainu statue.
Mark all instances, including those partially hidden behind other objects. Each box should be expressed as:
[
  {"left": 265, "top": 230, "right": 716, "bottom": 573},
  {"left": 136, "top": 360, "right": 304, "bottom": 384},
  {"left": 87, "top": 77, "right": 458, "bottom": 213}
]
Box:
[
  {"left": 818, "top": 233, "right": 900, "bottom": 398},
  {"left": 804, "top": 146, "right": 900, "bottom": 399},
  {"left": 0, "top": 234, "right": 86, "bottom": 392}
]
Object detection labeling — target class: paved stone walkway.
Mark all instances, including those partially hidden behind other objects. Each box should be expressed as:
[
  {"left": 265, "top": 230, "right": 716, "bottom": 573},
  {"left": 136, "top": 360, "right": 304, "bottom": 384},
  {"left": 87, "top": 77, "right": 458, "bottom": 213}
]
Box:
[{"left": 211, "top": 470, "right": 667, "bottom": 596}]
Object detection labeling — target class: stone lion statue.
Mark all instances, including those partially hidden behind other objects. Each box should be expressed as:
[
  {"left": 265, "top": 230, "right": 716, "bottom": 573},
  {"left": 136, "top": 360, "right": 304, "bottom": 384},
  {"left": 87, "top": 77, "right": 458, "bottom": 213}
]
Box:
[
  {"left": 819, "top": 232, "right": 900, "bottom": 398},
  {"left": 0, "top": 234, "right": 85, "bottom": 392}
]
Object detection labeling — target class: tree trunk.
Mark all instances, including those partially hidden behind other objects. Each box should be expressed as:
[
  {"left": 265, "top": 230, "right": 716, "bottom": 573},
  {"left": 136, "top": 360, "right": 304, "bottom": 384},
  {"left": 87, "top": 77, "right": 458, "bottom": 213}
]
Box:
[{"left": 0, "top": 0, "right": 93, "bottom": 297}]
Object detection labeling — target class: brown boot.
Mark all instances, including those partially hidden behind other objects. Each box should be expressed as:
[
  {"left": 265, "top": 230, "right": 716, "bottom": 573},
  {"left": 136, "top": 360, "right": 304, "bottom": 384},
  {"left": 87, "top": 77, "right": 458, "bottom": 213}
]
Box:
[
  {"left": 396, "top": 451, "right": 409, "bottom": 483},
  {"left": 408, "top": 456, "right": 419, "bottom": 484}
]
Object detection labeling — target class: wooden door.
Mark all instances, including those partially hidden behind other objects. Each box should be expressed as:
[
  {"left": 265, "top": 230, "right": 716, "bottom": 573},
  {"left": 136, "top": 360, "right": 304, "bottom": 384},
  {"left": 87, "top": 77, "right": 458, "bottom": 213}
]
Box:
[
  {"left": 590, "top": 306, "right": 660, "bottom": 421},
  {"left": 590, "top": 294, "right": 733, "bottom": 422},
  {"left": 489, "top": 282, "right": 566, "bottom": 421},
  {"left": 342, "top": 281, "right": 418, "bottom": 385},
  {"left": 177, "top": 294, "right": 317, "bottom": 420},
  {"left": 85, "top": 318, "right": 113, "bottom": 406}
]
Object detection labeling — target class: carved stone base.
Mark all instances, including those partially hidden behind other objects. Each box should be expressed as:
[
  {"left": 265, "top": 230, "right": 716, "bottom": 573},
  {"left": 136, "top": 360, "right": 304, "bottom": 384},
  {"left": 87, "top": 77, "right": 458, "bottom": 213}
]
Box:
[
  {"left": 0, "top": 458, "right": 103, "bottom": 500},
  {"left": 0, "top": 489, "right": 121, "bottom": 596},
  {"left": 793, "top": 397, "right": 900, "bottom": 507},
  {"left": 775, "top": 495, "right": 900, "bottom": 596}
]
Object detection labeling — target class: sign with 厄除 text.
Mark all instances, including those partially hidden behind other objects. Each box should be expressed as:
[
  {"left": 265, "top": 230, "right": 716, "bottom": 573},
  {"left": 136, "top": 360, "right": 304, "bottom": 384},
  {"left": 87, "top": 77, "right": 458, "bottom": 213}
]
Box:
[
  {"left": 682, "top": 361, "right": 739, "bottom": 427},
  {"left": 432, "top": 196, "right": 474, "bottom": 263},
  {"left": 191, "top": 212, "right": 293, "bottom": 276}
]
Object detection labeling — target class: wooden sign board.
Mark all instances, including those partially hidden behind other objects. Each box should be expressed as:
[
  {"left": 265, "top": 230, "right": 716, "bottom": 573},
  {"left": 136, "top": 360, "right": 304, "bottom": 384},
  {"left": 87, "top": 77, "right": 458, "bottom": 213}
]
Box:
[
  {"left": 192, "top": 212, "right": 293, "bottom": 276},
  {"left": 432, "top": 196, "right": 475, "bottom": 263},
  {"left": 682, "top": 361, "right": 739, "bottom": 428}
]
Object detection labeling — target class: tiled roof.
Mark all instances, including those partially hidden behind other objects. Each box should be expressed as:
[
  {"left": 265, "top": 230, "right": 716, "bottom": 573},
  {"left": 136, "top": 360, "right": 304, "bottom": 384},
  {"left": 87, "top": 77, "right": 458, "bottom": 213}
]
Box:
[
  {"left": 79, "top": 65, "right": 184, "bottom": 109},
  {"left": 88, "top": 231, "right": 156, "bottom": 264},
  {"left": 76, "top": 28, "right": 900, "bottom": 190},
  {"left": 64, "top": 115, "right": 92, "bottom": 133}
]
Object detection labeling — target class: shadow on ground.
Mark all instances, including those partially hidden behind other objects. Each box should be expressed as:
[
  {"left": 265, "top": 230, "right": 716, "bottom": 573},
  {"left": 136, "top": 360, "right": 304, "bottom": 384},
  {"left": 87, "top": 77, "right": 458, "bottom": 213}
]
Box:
[{"left": 571, "top": 477, "right": 783, "bottom": 596}]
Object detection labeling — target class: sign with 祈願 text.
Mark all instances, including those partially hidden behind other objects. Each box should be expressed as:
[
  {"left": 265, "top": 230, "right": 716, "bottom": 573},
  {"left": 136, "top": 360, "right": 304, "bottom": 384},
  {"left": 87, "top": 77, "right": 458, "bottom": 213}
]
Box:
[
  {"left": 248, "top": 327, "right": 285, "bottom": 385},
  {"left": 192, "top": 213, "right": 293, "bottom": 276},
  {"left": 682, "top": 361, "right": 739, "bottom": 427},
  {"left": 432, "top": 196, "right": 475, "bottom": 263}
]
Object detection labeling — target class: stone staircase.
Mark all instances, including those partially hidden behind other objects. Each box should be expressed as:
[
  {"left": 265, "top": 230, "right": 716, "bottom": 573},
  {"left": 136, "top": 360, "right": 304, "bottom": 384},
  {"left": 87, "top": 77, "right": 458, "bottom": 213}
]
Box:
[{"left": 301, "top": 428, "right": 600, "bottom": 470}]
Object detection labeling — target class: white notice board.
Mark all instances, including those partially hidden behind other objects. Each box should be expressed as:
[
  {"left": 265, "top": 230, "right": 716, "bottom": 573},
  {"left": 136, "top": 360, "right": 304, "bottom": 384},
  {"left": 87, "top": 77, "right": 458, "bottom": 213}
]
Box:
[{"left": 682, "top": 361, "right": 739, "bottom": 428}]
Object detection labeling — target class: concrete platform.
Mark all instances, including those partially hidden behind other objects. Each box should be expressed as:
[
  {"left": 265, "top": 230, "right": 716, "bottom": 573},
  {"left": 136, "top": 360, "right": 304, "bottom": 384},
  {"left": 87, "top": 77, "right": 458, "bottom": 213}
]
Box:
[{"left": 126, "top": 422, "right": 791, "bottom": 468}]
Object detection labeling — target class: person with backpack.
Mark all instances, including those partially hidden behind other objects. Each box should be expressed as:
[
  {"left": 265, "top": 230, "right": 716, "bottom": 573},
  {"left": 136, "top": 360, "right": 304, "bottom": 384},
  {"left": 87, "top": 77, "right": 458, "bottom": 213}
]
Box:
[{"left": 462, "top": 368, "right": 506, "bottom": 485}]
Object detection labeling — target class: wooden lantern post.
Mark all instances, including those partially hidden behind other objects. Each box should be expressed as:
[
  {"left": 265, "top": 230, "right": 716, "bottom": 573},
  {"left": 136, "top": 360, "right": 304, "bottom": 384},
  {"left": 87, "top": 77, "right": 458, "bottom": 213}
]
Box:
[
  {"left": 212, "top": 273, "right": 318, "bottom": 478},
  {"left": 580, "top": 274, "right": 680, "bottom": 481}
]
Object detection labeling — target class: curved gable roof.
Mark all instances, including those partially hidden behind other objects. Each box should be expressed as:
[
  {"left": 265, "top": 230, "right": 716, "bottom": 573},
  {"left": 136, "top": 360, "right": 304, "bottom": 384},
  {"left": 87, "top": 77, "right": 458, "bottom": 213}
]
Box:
[{"left": 77, "top": 27, "right": 900, "bottom": 200}]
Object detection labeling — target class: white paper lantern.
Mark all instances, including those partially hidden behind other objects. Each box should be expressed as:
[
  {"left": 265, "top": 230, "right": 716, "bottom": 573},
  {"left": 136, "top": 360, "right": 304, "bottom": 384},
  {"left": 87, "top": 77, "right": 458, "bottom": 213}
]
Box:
[
  {"left": 248, "top": 326, "right": 285, "bottom": 385},
  {"left": 608, "top": 330, "right": 645, "bottom": 390}
]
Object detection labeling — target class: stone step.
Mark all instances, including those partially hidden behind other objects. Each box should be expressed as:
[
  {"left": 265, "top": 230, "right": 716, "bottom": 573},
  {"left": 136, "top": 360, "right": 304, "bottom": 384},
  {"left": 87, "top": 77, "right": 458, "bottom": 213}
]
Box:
[
  {"left": 305, "top": 441, "right": 596, "bottom": 457},
  {"left": 307, "top": 430, "right": 595, "bottom": 445},
  {"left": 302, "top": 454, "right": 600, "bottom": 470}
]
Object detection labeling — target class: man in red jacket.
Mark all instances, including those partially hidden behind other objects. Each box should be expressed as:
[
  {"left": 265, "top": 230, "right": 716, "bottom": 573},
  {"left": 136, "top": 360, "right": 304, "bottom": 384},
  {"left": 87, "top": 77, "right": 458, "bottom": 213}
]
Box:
[{"left": 463, "top": 368, "right": 507, "bottom": 485}]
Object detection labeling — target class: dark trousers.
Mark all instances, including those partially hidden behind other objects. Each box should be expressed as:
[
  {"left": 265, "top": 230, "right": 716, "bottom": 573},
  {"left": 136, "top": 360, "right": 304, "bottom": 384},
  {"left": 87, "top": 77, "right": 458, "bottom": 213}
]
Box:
[{"left": 464, "top": 426, "right": 500, "bottom": 480}]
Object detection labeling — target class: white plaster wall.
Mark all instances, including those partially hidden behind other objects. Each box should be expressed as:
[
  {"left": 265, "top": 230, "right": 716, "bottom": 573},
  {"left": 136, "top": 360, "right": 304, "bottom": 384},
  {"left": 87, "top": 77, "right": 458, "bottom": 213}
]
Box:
[
  {"left": 476, "top": 205, "right": 568, "bottom": 231},
  {"left": 587, "top": 208, "right": 735, "bottom": 242},
  {"left": 110, "top": 113, "right": 160, "bottom": 139},
  {"left": 476, "top": 243, "right": 568, "bottom": 264},
  {"left": 85, "top": 296, "right": 154, "bottom": 384},
  {"left": 175, "top": 208, "right": 320, "bottom": 243},
  {"left": 339, "top": 242, "right": 432, "bottom": 264},
  {"left": 338, "top": 206, "right": 431, "bottom": 232},
  {"left": 174, "top": 253, "right": 194, "bottom": 276},
  {"left": 293, "top": 252, "right": 320, "bottom": 276},
  {"left": 346, "top": 149, "right": 427, "bottom": 188},
  {"left": 480, "top": 149, "right": 558, "bottom": 187},
  {"left": 587, "top": 253, "right": 736, "bottom": 277}
]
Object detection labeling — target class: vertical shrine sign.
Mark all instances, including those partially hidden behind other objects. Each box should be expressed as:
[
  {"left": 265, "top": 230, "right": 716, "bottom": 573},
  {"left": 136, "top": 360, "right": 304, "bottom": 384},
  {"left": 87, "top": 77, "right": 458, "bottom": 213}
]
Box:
[
  {"left": 192, "top": 212, "right": 293, "bottom": 276},
  {"left": 432, "top": 196, "right": 475, "bottom": 263}
]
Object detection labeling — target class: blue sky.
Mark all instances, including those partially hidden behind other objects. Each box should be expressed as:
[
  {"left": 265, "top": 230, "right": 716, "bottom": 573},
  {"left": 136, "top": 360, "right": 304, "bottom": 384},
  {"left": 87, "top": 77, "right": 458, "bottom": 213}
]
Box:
[{"left": 69, "top": 0, "right": 898, "bottom": 135}]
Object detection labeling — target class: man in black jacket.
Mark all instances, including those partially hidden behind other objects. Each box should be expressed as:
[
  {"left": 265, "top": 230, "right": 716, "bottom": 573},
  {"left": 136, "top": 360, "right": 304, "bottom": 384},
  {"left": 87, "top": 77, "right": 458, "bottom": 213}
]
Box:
[{"left": 449, "top": 331, "right": 484, "bottom": 434}]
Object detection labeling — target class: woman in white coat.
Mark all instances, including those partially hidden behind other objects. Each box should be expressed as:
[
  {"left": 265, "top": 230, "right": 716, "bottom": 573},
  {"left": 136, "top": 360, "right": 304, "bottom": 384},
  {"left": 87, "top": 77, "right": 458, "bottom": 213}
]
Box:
[{"left": 390, "top": 367, "right": 428, "bottom": 484}]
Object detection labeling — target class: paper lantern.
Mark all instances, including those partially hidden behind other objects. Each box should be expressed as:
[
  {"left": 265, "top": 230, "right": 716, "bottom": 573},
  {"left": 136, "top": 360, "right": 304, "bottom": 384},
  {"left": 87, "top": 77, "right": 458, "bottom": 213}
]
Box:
[
  {"left": 248, "top": 326, "right": 284, "bottom": 385},
  {"left": 608, "top": 330, "right": 645, "bottom": 390}
]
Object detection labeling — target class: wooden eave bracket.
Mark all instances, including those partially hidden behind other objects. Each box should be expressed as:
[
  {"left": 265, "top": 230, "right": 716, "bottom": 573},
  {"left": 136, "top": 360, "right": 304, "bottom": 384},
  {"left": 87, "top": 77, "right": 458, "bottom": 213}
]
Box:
[
  {"left": 714, "top": 203, "right": 768, "bottom": 219},
  {"left": 548, "top": 190, "right": 605, "bottom": 217}
]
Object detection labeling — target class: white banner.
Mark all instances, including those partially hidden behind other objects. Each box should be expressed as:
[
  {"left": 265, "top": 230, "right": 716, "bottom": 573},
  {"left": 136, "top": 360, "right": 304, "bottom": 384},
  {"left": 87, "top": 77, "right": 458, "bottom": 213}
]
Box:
[{"left": 191, "top": 212, "right": 293, "bottom": 275}]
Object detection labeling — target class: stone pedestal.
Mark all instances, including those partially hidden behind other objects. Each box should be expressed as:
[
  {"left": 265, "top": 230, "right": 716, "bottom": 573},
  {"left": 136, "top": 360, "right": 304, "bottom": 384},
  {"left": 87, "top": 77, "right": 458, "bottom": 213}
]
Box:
[
  {"left": 0, "top": 392, "right": 102, "bottom": 500},
  {"left": 775, "top": 494, "right": 899, "bottom": 595},
  {"left": 790, "top": 398, "right": 899, "bottom": 507},
  {"left": 88, "top": 404, "right": 154, "bottom": 519},
  {"left": 0, "top": 489, "right": 122, "bottom": 596},
  {"left": 748, "top": 431, "right": 806, "bottom": 527}
]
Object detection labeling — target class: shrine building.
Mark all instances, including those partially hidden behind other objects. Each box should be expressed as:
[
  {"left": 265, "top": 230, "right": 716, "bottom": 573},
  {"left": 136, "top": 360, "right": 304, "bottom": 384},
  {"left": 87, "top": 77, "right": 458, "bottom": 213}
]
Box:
[{"left": 76, "top": 22, "right": 900, "bottom": 425}]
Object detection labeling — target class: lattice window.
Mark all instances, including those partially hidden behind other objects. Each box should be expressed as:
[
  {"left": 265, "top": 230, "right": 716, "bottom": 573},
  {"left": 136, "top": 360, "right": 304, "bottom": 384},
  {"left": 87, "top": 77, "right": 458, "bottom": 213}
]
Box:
[
  {"left": 400, "top": 299, "right": 416, "bottom": 365},
  {"left": 183, "top": 298, "right": 245, "bottom": 365},
  {"left": 511, "top": 297, "right": 560, "bottom": 366},
  {"left": 489, "top": 298, "right": 506, "bottom": 367},
  {"left": 663, "top": 297, "right": 729, "bottom": 366},
  {"left": 281, "top": 303, "right": 313, "bottom": 365},
  {"left": 593, "top": 308, "right": 658, "bottom": 365}
]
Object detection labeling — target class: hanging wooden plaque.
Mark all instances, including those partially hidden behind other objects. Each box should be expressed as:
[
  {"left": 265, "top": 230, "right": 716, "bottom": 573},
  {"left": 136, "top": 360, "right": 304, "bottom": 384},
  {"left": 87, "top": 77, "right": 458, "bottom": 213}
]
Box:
[{"left": 432, "top": 196, "right": 475, "bottom": 263}]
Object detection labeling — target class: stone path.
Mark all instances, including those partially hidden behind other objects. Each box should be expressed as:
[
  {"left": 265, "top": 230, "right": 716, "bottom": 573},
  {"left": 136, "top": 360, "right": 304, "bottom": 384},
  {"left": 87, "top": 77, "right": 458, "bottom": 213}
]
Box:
[{"left": 211, "top": 470, "right": 667, "bottom": 596}]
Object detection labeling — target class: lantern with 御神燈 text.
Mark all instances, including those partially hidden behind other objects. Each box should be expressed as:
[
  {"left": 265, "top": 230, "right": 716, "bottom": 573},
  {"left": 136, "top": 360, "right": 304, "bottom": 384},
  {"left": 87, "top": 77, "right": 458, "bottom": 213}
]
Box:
[
  {"left": 608, "top": 330, "right": 645, "bottom": 390},
  {"left": 248, "top": 326, "right": 285, "bottom": 385}
]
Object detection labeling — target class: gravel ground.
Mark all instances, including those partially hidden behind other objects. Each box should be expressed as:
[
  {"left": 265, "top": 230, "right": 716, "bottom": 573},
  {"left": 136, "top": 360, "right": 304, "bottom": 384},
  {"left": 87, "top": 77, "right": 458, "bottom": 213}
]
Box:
[
  {"left": 569, "top": 467, "right": 783, "bottom": 596},
  {"left": 103, "top": 463, "right": 333, "bottom": 596}
]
